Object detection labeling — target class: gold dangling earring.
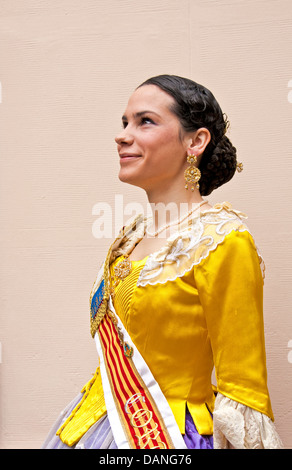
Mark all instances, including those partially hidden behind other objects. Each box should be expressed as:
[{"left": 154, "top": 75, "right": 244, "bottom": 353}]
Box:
[{"left": 184, "top": 154, "right": 201, "bottom": 191}]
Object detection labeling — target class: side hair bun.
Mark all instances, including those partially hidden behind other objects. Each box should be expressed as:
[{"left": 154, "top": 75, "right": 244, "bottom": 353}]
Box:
[{"left": 199, "top": 135, "right": 237, "bottom": 196}]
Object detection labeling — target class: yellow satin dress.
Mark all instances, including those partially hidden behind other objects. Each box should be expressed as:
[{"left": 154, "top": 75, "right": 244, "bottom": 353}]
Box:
[
  {"left": 110, "top": 229, "right": 273, "bottom": 436},
  {"left": 57, "top": 214, "right": 273, "bottom": 446}
]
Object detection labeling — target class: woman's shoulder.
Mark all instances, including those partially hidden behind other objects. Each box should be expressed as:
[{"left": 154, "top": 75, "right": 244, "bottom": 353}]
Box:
[
  {"left": 193, "top": 201, "right": 265, "bottom": 281},
  {"left": 186, "top": 200, "right": 250, "bottom": 237},
  {"left": 199, "top": 201, "right": 248, "bottom": 221},
  {"left": 186, "top": 200, "right": 260, "bottom": 267}
]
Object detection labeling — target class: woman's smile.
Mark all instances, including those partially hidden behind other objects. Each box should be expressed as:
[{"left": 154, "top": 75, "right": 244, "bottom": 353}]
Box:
[{"left": 119, "top": 152, "right": 142, "bottom": 161}]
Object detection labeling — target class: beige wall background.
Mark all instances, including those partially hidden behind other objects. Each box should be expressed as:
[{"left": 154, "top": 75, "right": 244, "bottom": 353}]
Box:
[{"left": 0, "top": 0, "right": 291, "bottom": 449}]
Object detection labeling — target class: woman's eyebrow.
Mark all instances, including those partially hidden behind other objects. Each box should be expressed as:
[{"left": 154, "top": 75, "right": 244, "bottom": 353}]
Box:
[{"left": 122, "top": 110, "right": 160, "bottom": 121}]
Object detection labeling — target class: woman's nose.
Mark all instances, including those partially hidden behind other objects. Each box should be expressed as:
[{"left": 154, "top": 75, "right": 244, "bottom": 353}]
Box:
[{"left": 115, "top": 127, "right": 134, "bottom": 145}]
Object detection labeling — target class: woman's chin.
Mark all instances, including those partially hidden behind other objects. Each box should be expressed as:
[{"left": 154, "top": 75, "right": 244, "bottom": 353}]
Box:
[
  {"left": 118, "top": 170, "right": 141, "bottom": 187},
  {"left": 119, "top": 173, "right": 151, "bottom": 192}
]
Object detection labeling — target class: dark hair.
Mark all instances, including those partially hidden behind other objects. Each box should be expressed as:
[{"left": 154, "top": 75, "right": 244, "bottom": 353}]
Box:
[{"left": 138, "top": 75, "right": 237, "bottom": 196}]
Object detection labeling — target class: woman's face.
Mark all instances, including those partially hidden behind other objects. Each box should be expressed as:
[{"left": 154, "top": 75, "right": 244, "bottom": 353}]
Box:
[{"left": 115, "top": 85, "right": 190, "bottom": 192}]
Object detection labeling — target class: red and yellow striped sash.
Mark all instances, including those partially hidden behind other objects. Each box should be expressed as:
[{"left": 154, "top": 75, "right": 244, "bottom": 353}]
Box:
[{"left": 98, "top": 312, "right": 175, "bottom": 449}]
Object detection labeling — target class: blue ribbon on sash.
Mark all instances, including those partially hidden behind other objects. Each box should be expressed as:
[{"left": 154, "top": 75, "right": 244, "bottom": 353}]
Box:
[{"left": 91, "top": 278, "right": 105, "bottom": 321}]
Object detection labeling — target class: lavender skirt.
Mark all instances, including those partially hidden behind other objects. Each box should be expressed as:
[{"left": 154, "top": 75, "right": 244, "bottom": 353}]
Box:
[{"left": 42, "top": 392, "right": 213, "bottom": 450}]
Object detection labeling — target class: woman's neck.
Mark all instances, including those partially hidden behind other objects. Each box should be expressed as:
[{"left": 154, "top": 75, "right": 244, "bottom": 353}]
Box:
[{"left": 145, "top": 185, "right": 207, "bottom": 233}]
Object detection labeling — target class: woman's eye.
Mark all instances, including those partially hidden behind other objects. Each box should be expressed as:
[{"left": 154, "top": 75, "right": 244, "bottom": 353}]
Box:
[
  {"left": 121, "top": 117, "right": 154, "bottom": 129},
  {"left": 141, "top": 117, "right": 154, "bottom": 125}
]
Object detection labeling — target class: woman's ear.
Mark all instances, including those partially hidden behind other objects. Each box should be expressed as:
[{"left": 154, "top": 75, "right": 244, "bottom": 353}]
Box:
[{"left": 187, "top": 127, "right": 211, "bottom": 157}]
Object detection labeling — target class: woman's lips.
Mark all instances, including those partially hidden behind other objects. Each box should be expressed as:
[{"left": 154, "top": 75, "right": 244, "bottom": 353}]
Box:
[{"left": 119, "top": 154, "right": 142, "bottom": 161}]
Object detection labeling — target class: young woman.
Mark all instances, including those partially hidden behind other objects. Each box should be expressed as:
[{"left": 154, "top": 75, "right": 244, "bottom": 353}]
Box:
[{"left": 42, "top": 75, "right": 283, "bottom": 449}]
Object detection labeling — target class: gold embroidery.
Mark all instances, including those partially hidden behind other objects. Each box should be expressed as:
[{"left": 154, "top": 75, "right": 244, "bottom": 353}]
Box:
[
  {"left": 110, "top": 254, "right": 133, "bottom": 301},
  {"left": 107, "top": 309, "right": 133, "bottom": 358},
  {"left": 114, "top": 255, "right": 132, "bottom": 279},
  {"left": 124, "top": 393, "right": 166, "bottom": 449}
]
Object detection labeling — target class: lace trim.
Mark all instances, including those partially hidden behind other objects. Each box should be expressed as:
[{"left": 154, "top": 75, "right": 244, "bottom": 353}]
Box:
[
  {"left": 136, "top": 205, "right": 264, "bottom": 287},
  {"left": 137, "top": 227, "right": 251, "bottom": 287},
  {"left": 213, "top": 393, "right": 284, "bottom": 449}
]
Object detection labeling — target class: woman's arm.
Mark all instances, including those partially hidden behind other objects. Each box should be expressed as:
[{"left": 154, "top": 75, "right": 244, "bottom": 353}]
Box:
[{"left": 194, "top": 229, "right": 283, "bottom": 448}]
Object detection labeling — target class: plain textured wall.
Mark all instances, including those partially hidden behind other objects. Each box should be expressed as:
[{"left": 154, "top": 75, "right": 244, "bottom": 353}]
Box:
[{"left": 0, "top": 0, "right": 291, "bottom": 448}]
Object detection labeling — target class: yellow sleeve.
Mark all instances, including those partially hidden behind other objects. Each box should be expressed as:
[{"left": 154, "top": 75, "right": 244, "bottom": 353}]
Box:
[{"left": 194, "top": 229, "right": 274, "bottom": 420}]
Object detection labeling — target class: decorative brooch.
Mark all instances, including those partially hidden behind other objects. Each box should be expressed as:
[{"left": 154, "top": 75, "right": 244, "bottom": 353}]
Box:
[{"left": 236, "top": 162, "right": 243, "bottom": 172}]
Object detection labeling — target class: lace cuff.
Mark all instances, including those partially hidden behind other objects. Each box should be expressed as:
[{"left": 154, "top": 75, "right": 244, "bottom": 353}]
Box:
[{"left": 213, "top": 393, "right": 284, "bottom": 449}]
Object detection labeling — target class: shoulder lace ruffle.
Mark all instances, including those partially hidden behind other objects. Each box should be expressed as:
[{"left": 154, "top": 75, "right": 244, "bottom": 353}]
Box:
[
  {"left": 213, "top": 393, "right": 284, "bottom": 449},
  {"left": 137, "top": 202, "right": 264, "bottom": 287}
]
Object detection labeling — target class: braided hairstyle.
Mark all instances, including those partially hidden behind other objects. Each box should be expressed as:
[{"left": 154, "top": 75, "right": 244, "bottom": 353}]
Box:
[{"left": 138, "top": 75, "right": 237, "bottom": 196}]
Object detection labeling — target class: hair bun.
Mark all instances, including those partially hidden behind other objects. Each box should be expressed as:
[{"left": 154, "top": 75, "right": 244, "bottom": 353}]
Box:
[{"left": 199, "top": 135, "right": 237, "bottom": 196}]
